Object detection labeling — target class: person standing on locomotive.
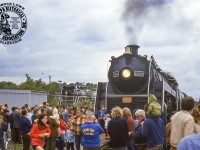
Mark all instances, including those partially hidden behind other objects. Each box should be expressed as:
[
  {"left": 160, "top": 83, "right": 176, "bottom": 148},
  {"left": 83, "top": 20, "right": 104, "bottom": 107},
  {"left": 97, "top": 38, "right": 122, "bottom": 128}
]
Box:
[{"left": 98, "top": 105, "right": 106, "bottom": 131}]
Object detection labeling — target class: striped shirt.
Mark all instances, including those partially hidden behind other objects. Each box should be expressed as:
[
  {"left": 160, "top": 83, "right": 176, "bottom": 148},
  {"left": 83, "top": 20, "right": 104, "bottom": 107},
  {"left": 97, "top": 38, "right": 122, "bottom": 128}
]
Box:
[{"left": 71, "top": 115, "right": 86, "bottom": 133}]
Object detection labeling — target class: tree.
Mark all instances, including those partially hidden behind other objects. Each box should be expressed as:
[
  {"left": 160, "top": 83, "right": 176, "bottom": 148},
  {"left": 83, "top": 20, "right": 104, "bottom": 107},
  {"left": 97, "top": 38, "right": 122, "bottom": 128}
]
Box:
[
  {"left": 0, "top": 81, "right": 18, "bottom": 89},
  {"left": 18, "top": 74, "right": 35, "bottom": 90},
  {"left": 86, "top": 82, "right": 97, "bottom": 91},
  {"left": 0, "top": 74, "right": 97, "bottom": 107}
]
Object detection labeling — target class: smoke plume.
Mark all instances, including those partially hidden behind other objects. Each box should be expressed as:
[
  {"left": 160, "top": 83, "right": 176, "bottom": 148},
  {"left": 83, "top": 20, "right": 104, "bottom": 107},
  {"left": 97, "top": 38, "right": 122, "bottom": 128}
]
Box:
[{"left": 122, "top": 0, "right": 173, "bottom": 44}]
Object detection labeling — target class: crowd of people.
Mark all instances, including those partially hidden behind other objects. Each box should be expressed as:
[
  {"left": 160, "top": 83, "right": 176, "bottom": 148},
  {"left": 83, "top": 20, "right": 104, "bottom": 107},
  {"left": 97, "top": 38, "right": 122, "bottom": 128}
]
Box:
[{"left": 0, "top": 95, "right": 200, "bottom": 150}]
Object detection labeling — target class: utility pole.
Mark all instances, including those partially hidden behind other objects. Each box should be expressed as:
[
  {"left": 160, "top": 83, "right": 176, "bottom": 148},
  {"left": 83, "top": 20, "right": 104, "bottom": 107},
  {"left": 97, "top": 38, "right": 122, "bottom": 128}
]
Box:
[{"left": 41, "top": 73, "right": 51, "bottom": 84}]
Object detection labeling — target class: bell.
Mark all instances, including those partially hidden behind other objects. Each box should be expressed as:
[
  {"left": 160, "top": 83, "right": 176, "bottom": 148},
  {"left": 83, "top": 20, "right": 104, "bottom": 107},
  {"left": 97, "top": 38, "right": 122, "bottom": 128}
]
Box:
[{"left": 124, "top": 46, "right": 132, "bottom": 54}]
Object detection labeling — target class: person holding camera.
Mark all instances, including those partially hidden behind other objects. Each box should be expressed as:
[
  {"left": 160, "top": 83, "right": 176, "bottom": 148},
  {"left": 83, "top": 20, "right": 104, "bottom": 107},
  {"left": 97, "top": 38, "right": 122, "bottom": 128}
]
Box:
[{"left": 30, "top": 114, "right": 51, "bottom": 150}]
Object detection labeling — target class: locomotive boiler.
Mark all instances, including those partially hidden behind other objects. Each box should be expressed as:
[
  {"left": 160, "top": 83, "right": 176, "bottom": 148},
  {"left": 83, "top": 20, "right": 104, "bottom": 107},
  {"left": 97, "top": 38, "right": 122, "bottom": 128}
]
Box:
[{"left": 95, "top": 45, "right": 184, "bottom": 115}]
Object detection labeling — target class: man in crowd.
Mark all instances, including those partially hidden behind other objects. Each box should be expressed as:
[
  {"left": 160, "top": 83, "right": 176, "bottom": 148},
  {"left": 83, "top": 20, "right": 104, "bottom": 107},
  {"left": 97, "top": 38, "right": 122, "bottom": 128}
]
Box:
[
  {"left": 81, "top": 111, "right": 104, "bottom": 150},
  {"left": 177, "top": 133, "right": 200, "bottom": 150},
  {"left": 131, "top": 109, "right": 147, "bottom": 150},
  {"left": 170, "top": 97, "right": 200, "bottom": 150},
  {"left": 71, "top": 108, "right": 86, "bottom": 150},
  {"left": 12, "top": 106, "right": 22, "bottom": 144},
  {"left": 19, "top": 110, "right": 32, "bottom": 150},
  {"left": 141, "top": 95, "right": 165, "bottom": 150}
]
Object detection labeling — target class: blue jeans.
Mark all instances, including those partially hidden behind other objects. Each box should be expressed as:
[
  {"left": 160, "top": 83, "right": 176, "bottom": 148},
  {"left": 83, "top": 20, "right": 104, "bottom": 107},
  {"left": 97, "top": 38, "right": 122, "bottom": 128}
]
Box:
[
  {"left": 56, "top": 135, "right": 65, "bottom": 150},
  {"left": 75, "top": 134, "right": 82, "bottom": 150}
]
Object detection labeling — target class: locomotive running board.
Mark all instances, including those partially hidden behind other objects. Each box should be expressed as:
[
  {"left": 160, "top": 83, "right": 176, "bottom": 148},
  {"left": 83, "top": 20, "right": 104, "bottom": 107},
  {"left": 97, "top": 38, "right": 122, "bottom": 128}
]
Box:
[{"left": 106, "top": 94, "right": 148, "bottom": 98}]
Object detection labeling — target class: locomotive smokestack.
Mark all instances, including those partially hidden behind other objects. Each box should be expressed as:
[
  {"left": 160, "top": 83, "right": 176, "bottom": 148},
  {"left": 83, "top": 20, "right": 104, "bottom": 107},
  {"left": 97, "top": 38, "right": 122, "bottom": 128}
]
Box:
[{"left": 125, "top": 45, "right": 140, "bottom": 55}]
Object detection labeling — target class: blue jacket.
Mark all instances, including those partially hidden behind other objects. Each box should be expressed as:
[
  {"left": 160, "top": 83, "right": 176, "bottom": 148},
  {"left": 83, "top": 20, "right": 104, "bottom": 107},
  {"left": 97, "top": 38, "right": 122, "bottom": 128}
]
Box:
[
  {"left": 98, "top": 109, "right": 106, "bottom": 119},
  {"left": 81, "top": 122, "right": 104, "bottom": 148},
  {"left": 19, "top": 116, "right": 32, "bottom": 135},
  {"left": 62, "top": 111, "right": 68, "bottom": 123},
  {"left": 141, "top": 118, "right": 164, "bottom": 148},
  {"left": 65, "top": 129, "right": 75, "bottom": 143},
  {"left": 178, "top": 133, "right": 200, "bottom": 150}
]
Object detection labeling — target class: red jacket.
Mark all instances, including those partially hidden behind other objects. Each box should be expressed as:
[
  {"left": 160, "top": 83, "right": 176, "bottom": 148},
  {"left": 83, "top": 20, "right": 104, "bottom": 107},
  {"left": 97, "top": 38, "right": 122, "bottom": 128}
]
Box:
[
  {"left": 60, "top": 119, "right": 68, "bottom": 131},
  {"left": 30, "top": 123, "right": 51, "bottom": 148}
]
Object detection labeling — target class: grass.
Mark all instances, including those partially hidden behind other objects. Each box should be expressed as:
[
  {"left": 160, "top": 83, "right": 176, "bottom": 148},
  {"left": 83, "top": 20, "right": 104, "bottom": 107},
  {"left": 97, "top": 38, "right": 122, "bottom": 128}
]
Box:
[{"left": 8, "top": 133, "right": 109, "bottom": 150}]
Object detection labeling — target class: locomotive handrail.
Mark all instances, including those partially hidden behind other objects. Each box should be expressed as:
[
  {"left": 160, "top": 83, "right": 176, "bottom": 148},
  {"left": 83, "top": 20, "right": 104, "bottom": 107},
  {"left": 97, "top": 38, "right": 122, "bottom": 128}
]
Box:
[
  {"left": 162, "top": 80, "right": 165, "bottom": 111},
  {"left": 105, "top": 60, "right": 111, "bottom": 109},
  {"left": 106, "top": 94, "right": 148, "bottom": 98},
  {"left": 147, "top": 56, "right": 153, "bottom": 102}
]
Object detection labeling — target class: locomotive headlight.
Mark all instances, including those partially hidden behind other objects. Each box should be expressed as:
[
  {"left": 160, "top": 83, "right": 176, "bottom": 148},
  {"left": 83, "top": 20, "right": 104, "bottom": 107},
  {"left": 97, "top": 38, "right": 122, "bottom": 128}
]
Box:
[{"left": 122, "top": 68, "right": 131, "bottom": 78}]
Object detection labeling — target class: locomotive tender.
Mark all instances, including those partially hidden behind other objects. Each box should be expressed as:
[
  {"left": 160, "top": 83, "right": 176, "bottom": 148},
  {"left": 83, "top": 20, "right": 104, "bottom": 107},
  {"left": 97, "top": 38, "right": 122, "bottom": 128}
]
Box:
[{"left": 95, "top": 45, "right": 184, "bottom": 115}]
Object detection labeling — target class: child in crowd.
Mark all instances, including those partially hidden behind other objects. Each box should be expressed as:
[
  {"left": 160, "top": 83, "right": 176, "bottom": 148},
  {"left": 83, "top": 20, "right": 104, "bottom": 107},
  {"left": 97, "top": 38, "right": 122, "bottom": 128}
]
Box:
[
  {"left": 146, "top": 94, "right": 161, "bottom": 118},
  {"left": 104, "top": 113, "right": 111, "bottom": 138},
  {"left": 56, "top": 114, "right": 68, "bottom": 150},
  {"left": 52, "top": 107, "right": 61, "bottom": 136},
  {"left": 65, "top": 125, "right": 75, "bottom": 150},
  {"left": 52, "top": 107, "right": 60, "bottom": 123}
]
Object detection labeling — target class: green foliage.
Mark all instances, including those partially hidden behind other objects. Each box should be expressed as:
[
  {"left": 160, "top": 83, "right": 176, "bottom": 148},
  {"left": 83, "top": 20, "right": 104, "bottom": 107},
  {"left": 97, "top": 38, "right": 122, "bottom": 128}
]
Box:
[
  {"left": 48, "top": 96, "right": 58, "bottom": 107},
  {"left": 0, "top": 74, "right": 97, "bottom": 107},
  {"left": 74, "top": 99, "right": 94, "bottom": 108},
  {"left": 0, "top": 81, "right": 18, "bottom": 89},
  {"left": 48, "top": 82, "right": 60, "bottom": 95},
  {"left": 86, "top": 83, "right": 97, "bottom": 91},
  {"left": 18, "top": 74, "right": 36, "bottom": 90}
]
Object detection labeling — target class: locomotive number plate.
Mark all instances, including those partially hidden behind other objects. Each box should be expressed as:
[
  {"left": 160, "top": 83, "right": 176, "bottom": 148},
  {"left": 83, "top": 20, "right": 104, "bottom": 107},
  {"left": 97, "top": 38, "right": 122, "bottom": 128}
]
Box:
[
  {"left": 122, "top": 97, "right": 132, "bottom": 103},
  {"left": 113, "top": 71, "right": 119, "bottom": 77},
  {"left": 134, "top": 71, "right": 144, "bottom": 77}
]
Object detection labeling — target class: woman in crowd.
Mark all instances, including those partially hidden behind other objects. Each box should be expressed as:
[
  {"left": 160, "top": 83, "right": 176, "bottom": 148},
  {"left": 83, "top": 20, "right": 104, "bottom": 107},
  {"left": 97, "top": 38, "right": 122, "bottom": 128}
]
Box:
[
  {"left": 123, "top": 107, "right": 136, "bottom": 150},
  {"left": 108, "top": 106, "right": 129, "bottom": 150},
  {"left": 46, "top": 109, "right": 60, "bottom": 150},
  {"left": 191, "top": 107, "right": 200, "bottom": 125},
  {"left": 30, "top": 114, "right": 51, "bottom": 150}
]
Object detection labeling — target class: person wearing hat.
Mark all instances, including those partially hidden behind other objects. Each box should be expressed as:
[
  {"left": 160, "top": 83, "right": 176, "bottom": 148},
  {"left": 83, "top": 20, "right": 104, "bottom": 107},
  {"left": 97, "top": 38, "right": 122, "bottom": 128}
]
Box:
[{"left": 146, "top": 94, "right": 161, "bottom": 118}]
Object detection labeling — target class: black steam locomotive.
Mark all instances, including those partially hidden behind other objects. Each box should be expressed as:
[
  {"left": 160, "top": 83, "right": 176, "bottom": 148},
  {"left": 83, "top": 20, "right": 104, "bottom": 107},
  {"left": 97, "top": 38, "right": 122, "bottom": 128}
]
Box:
[
  {"left": 62, "top": 84, "right": 87, "bottom": 96},
  {"left": 95, "top": 45, "right": 184, "bottom": 115}
]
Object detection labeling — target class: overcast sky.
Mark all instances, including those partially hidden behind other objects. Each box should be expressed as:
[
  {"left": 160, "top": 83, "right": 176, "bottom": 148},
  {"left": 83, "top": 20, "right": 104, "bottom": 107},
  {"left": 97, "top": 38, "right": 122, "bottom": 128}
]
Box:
[{"left": 0, "top": 0, "right": 200, "bottom": 99}]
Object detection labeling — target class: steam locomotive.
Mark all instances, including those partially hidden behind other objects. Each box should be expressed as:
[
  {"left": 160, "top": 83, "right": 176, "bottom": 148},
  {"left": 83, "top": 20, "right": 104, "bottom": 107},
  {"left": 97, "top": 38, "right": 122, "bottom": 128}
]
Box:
[
  {"left": 62, "top": 84, "right": 87, "bottom": 96},
  {"left": 95, "top": 45, "right": 184, "bottom": 115}
]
